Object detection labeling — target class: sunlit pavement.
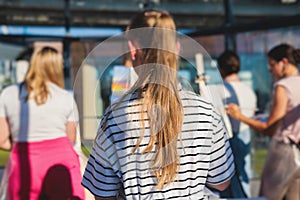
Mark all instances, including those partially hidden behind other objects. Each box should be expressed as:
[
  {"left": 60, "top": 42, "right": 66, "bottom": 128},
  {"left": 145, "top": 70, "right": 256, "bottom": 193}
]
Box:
[{"left": 250, "top": 178, "right": 261, "bottom": 198}]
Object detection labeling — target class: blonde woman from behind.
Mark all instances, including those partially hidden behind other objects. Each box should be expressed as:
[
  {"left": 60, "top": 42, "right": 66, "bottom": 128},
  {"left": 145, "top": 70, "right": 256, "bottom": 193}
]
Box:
[{"left": 0, "top": 47, "right": 84, "bottom": 199}]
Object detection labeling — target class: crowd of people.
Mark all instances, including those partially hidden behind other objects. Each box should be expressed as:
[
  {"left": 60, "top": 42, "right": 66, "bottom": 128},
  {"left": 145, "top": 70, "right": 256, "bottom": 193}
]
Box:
[{"left": 0, "top": 8, "right": 299, "bottom": 200}]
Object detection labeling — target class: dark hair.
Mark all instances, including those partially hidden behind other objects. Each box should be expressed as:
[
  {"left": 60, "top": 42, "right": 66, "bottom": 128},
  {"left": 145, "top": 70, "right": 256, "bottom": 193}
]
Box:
[
  {"left": 268, "top": 43, "right": 300, "bottom": 66},
  {"left": 217, "top": 50, "right": 240, "bottom": 77}
]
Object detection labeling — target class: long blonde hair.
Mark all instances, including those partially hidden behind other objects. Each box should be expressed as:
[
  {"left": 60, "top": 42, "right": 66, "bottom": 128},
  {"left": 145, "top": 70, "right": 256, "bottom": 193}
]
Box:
[
  {"left": 25, "top": 47, "right": 64, "bottom": 105},
  {"left": 126, "top": 10, "right": 183, "bottom": 189}
]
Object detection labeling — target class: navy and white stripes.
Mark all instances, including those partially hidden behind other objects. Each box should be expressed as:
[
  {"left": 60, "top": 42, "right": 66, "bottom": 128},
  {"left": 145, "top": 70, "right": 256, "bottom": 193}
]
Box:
[{"left": 82, "top": 89, "right": 234, "bottom": 199}]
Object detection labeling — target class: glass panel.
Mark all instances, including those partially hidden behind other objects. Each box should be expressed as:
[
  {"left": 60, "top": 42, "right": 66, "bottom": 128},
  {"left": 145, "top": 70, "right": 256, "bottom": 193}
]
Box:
[
  {"left": 237, "top": 26, "right": 300, "bottom": 113},
  {"left": 0, "top": 0, "right": 64, "bottom": 7},
  {"left": 236, "top": 25, "right": 300, "bottom": 183},
  {"left": 232, "top": 0, "right": 300, "bottom": 16},
  {"left": 70, "top": 0, "right": 224, "bottom": 13}
]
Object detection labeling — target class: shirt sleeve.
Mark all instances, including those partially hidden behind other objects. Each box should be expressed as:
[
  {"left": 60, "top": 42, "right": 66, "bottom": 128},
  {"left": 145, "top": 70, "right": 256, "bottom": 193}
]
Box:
[
  {"left": 207, "top": 109, "right": 235, "bottom": 185},
  {"left": 82, "top": 116, "right": 122, "bottom": 198},
  {"left": 0, "top": 90, "right": 7, "bottom": 117},
  {"left": 67, "top": 96, "right": 79, "bottom": 122}
]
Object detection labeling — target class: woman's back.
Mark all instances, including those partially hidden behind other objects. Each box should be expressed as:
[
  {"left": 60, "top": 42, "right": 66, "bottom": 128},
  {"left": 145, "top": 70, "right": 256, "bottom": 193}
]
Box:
[
  {"left": 0, "top": 82, "right": 77, "bottom": 142},
  {"left": 82, "top": 89, "right": 234, "bottom": 199},
  {"left": 82, "top": 10, "right": 234, "bottom": 199}
]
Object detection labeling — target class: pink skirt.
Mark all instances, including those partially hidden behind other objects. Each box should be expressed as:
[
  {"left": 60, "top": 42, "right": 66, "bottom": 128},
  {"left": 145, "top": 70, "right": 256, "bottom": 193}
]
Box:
[{"left": 7, "top": 137, "right": 85, "bottom": 200}]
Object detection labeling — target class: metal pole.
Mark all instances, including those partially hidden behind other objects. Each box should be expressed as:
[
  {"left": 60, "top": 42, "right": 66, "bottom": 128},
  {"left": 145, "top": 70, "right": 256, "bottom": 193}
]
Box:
[
  {"left": 64, "top": 0, "right": 71, "bottom": 89},
  {"left": 143, "top": 0, "right": 155, "bottom": 10},
  {"left": 224, "top": 0, "right": 236, "bottom": 51}
]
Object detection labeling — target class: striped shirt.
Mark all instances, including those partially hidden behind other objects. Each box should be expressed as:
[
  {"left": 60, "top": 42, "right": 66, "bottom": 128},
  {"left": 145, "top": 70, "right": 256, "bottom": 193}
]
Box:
[{"left": 82, "top": 89, "right": 234, "bottom": 199}]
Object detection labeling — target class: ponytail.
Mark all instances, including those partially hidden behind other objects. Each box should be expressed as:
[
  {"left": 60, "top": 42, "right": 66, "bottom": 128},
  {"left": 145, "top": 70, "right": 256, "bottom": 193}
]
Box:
[
  {"left": 292, "top": 49, "right": 300, "bottom": 64},
  {"left": 127, "top": 10, "right": 183, "bottom": 189}
]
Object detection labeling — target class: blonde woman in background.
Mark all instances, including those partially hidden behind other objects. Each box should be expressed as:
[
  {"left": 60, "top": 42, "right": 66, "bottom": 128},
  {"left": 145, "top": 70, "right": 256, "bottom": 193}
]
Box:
[
  {"left": 82, "top": 10, "right": 234, "bottom": 199},
  {"left": 0, "top": 47, "right": 84, "bottom": 199}
]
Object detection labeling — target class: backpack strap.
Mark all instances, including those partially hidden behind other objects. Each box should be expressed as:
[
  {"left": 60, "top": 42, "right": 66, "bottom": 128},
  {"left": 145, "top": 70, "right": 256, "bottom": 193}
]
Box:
[{"left": 224, "top": 82, "right": 240, "bottom": 135}]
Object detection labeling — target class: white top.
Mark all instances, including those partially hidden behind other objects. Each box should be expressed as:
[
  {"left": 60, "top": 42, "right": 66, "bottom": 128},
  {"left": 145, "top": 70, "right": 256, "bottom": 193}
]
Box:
[
  {"left": 225, "top": 82, "right": 257, "bottom": 135},
  {"left": 0, "top": 82, "right": 79, "bottom": 142},
  {"left": 207, "top": 82, "right": 257, "bottom": 138},
  {"left": 82, "top": 89, "right": 234, "bottom": 199}
]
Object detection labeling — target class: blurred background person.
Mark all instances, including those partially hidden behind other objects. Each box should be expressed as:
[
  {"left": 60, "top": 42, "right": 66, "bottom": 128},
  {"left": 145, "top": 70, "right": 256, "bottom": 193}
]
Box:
[
  {"left": 82, "top": 10, "right": 234, "bottom": 199},
  {"left": 226, "top": 43, "right": 300, "bottom": 200},
  {"left": 216, "top": 50, "right": 257, "bottom": 198},
  {"left": 0, "top": 47, "right": 84, "bottom": 199}
]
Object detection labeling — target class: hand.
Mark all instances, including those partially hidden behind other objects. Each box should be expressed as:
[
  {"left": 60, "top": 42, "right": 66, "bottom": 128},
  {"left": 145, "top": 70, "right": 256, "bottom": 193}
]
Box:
[{"left": 225, "top": 103, "right": 242, "bottom": 120}]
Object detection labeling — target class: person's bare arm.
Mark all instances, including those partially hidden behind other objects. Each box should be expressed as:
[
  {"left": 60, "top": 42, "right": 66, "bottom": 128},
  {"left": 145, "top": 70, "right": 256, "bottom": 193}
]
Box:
[
  {"left": 264, "top": 85, "right": 288, "bottom": 135},
  {"left": 0, "top": 117, "right": 11, "bottom": 150},
  {"left": 228, "top": 107, "right": 267, "bottom": 132},
  {"left": 206, "top": 179, "right": 231, "bottom": 191},
  {"left": 226, "top": 85, "right": 288, "bottom": 136},
  {"left": 66, "top": 121, "right": 77, "bottom": 144}
]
